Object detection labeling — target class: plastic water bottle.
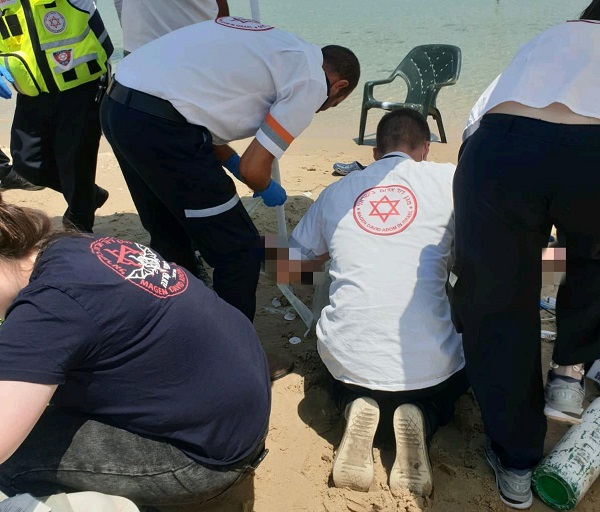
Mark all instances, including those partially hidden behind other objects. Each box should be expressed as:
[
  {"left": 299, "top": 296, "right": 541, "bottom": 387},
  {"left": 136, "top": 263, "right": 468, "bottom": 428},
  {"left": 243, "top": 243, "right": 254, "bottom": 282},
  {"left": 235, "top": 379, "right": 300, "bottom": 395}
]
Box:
[{"left": 533, "top": 397, "right": 600, "bottom": 510}]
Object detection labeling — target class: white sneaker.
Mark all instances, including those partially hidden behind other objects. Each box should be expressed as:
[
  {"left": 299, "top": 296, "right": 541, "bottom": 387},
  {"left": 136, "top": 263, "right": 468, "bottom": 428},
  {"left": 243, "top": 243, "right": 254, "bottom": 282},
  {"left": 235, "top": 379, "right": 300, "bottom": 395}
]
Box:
[
  {"left": 332, "top": 397, "right": 380, "bottom": 491},
  {"left": 389, "top": 404, "right": 433, "bottom": 497},
  {"left": 544, "top": 371, "right": 585, "bottom": 425}
]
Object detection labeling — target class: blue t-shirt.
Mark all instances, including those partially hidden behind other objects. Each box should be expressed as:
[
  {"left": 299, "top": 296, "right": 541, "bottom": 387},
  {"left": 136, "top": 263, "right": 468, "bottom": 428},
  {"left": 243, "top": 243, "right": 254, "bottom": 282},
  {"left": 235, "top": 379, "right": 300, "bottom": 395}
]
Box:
[{"left": 0, "top": 236, "right": 271, "bottom": 466}]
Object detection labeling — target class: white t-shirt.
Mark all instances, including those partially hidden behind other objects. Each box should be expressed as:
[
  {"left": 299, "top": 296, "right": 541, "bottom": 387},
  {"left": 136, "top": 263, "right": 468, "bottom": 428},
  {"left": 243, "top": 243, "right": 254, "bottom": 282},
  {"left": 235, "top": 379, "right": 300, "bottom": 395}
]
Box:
[
  {"left": 464, "top": 20, "right": 600, "bottom": 140},
  {"left": 121, "top": 0, "right": 219, "bottom": 53},
  {"left": 291, "top": 153, "right": 464, "bottom": 392},
  {"left": 116, "top": 17, "right": 327, "bottom": 158}
]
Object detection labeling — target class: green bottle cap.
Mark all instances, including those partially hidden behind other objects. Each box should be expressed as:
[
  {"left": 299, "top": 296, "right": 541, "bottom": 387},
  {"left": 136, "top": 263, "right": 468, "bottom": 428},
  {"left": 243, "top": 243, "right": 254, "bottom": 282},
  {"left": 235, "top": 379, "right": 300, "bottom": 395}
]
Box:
[{"left": 533, "top": 469, "right": 577, "bottom": 510}]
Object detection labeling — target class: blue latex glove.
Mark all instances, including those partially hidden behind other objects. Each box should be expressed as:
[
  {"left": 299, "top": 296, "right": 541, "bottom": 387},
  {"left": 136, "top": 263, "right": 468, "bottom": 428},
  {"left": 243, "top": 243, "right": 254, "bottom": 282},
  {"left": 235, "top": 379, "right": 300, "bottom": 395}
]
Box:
[
  {"left": 0, "top": 65, "right": 14, "bottom": 99},
  {"left": 253, "top": 179, "right": 287, "bottom": 207},
  {"left": 223, "top": 153, "right": 242, "bottom": 181}
]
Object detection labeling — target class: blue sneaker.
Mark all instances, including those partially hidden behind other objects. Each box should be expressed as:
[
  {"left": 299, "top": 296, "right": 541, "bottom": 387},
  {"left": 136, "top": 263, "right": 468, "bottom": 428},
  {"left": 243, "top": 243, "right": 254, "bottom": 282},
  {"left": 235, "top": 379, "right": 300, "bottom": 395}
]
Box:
[{"left": 485, "top": 438, "right": 533, "bottom": 509}]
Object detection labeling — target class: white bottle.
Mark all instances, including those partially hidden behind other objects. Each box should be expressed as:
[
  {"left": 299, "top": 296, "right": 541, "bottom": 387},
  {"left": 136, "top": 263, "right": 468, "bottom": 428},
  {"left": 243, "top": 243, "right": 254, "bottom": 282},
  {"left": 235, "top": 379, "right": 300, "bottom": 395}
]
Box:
[{"left": 533, "top": 397, "right": 600, "bottom": 510}]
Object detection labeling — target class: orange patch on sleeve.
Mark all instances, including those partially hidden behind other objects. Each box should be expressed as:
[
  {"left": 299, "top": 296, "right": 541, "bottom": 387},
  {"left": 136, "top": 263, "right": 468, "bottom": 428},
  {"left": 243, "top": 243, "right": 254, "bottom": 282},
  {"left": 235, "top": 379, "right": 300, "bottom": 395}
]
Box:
[{"left": 265, "top": 113, "right": 294, "bottom": 145}]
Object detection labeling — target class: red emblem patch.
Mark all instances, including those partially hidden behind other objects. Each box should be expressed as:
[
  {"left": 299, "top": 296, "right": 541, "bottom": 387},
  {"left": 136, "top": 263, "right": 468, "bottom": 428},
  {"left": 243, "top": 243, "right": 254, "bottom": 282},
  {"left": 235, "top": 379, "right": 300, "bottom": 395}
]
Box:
[
  {"left": 353, "top": 185, "right": 418, "bottom": 236},
  {"left": 91, "top": 237, "right": 189, "bottom": 298},
  {"left": 52, "top": 49, "right": 72, "bottom": 68}
]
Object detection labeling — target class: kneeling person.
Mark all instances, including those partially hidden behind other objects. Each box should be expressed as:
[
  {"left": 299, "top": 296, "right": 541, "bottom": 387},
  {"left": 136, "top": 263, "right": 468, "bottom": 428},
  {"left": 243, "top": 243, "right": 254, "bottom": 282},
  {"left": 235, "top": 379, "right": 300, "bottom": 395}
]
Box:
[
  {"left": 287, "top": 109, "right": 467, "bottom": 496},
  {"left": 0, "top": 196, "right": 270, "bottom": 508}
]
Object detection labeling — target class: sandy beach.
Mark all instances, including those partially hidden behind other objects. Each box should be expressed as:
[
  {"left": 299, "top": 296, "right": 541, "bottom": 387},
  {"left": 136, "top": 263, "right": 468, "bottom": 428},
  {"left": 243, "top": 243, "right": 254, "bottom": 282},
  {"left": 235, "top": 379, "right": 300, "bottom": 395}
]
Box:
[{"left": 2, "top": 117, "right": 599, "bottom": 512}]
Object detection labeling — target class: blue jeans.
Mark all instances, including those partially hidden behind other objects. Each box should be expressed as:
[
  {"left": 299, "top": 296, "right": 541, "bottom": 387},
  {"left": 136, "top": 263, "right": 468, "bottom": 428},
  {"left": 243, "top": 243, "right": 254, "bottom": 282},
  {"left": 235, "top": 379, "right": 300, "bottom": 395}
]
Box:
[{"left": 0, "top": 407, "right": 266, "bottom": 508}]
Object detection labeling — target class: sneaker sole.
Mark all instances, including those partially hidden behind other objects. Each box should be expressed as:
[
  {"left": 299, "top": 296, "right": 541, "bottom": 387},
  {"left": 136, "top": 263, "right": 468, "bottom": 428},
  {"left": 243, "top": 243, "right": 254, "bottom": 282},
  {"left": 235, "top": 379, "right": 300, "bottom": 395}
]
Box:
[
  {"left": 390, "top": 404, "right": 433, "bottom": 497},
  {"left": 543, "top": 405, "right": 583, "bottom": 425},
  {"left": 484, "top": 448, "right": 533, "bottom": 510},
  {"left": 332, "top": 397, "right": 379, "bottom": 492}
]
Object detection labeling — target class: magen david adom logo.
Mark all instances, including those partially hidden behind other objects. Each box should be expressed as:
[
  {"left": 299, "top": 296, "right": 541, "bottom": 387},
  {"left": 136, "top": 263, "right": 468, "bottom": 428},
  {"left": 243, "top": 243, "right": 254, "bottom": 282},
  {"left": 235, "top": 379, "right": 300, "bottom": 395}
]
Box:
[
  {"left": 43, "top": 11, "right": 67, "bottom": 34},
  {"left": 353, "top": 185, "right": 418, "bottom": 236}
]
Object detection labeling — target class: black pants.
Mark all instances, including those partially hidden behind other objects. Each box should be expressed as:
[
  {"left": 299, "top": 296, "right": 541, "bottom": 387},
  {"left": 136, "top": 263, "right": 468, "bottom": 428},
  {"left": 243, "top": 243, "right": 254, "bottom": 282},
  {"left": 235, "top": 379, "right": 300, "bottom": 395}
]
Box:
[
  {"left": 10, "top": 81, "right": 103, "bottom": 232},
  {"left": 452, "top": 114, "right": 600, "bottom": 469},
  {"left": 100, "top": 95, "right": 261, "bottom": 321},
  {"left": 0, "top": 147, "right": 11, "bottom": 179},
  {"left": 332, "top": 368, "right": 469, "bottom": 442}
]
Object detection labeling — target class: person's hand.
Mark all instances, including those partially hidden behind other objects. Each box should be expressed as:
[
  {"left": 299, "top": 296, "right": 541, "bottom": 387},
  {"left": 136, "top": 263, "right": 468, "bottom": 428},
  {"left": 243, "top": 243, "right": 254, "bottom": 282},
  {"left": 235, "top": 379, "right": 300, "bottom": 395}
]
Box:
[
  {"left": 0, "top": 66, "right": 14, "bottom": 99},
  {"left": 253, "top": 180, "right": 287, "bottom": 207},
  {"left": 223, "top": 153, "right": 242, "bottom": 182}
]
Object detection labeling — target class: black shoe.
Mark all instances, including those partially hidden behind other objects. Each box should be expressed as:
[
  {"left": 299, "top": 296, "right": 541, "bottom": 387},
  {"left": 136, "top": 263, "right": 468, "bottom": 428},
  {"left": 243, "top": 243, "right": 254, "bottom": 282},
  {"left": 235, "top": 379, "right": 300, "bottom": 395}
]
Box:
[
  {"left": 0, "top": 169, "right": 45, "bottom": 191},
  {"left": 62, "top": 186, "right": 109, "bottom": 232}
]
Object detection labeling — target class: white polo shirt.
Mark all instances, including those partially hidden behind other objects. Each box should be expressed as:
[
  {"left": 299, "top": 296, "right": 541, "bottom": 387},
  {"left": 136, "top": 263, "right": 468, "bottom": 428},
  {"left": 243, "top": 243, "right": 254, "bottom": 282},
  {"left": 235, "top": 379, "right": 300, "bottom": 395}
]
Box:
[
  {"left": 464, "top": 21, "right": 600, "bottom": 140},
  {"left": 121, "top": 0, "right": 219, "bottom": 53},
  {"left": 291, "top": 153, "right": 464, "bottom": 392},
  {"left": 115, "top": 17, "right": 327, "bottom": 159}
]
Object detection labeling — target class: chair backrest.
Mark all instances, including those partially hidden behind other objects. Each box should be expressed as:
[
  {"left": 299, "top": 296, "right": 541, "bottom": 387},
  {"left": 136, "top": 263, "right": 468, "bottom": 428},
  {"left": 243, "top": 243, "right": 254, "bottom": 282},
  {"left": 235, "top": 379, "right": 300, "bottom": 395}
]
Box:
[{"left": 392, "top": 44, "right": 462, "bottom": 108}]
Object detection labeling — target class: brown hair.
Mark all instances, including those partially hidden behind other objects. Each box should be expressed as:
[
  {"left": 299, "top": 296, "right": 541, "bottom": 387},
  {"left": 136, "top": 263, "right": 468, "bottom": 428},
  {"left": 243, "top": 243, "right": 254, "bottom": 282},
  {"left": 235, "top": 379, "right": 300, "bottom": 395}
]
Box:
[{"left": 0, "top": 193, "right": 52, "bottom": 261}]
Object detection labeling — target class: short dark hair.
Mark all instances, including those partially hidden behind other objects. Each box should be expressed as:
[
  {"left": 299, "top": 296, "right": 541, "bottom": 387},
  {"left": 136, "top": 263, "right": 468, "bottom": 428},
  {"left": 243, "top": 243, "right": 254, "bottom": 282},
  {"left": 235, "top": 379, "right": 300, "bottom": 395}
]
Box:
[
  {"left": 321, "top": 45, "right": 360, "bottom": 92},
  {"left": 376, "top": 108, "right": 430, "bottom": 154},
  {"left": 581, "top": 0, "right": 600, "bottom": 19}
]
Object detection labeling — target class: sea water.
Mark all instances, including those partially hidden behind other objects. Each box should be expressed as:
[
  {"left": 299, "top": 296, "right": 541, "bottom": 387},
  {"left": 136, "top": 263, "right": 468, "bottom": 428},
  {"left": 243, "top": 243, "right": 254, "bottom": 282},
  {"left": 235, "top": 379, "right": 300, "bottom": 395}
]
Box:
[{"left": 0, "top": 0, "right": 590, "bottom": 141}]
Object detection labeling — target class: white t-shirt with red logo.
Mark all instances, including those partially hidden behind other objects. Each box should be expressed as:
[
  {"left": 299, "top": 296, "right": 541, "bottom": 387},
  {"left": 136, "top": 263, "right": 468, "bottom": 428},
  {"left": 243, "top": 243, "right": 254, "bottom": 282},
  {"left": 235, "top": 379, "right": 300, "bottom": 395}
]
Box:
[
  {"left": 116, "top": 17, "right": 327, "bottom": 159},
  {"left": 121, "top": 0, "right": 219, "bottom": 53},
  {"left": 291, "top": 153, "right": 464, "bottom": 392},
  {"left": 463, "top": 20, "right": 600, "bottom": 140}
]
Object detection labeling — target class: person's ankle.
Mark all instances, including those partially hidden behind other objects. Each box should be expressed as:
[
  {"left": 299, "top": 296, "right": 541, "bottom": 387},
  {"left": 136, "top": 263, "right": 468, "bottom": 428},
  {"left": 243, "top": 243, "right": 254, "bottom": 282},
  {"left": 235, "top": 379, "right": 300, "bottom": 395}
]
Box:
[{"left": 550, "top": 361, "right": 584, "bottom": 382}]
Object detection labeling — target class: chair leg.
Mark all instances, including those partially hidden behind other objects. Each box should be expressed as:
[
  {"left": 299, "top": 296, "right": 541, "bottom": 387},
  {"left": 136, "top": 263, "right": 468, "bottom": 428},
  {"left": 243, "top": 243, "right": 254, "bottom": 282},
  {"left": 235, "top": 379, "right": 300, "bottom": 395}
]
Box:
[
  {"left": 430, "top": 107, "right": 447, "bottom": 143},
  {"left": 358, "top": 107, "right": 368, "bottom": 145}
]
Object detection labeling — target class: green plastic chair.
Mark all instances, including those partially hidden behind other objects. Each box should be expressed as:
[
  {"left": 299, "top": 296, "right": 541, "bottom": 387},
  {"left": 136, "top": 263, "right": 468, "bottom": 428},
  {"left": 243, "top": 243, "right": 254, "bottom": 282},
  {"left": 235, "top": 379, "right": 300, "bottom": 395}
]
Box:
[{"left": 358, "top": 44, "right": 461, "bottom": 145}]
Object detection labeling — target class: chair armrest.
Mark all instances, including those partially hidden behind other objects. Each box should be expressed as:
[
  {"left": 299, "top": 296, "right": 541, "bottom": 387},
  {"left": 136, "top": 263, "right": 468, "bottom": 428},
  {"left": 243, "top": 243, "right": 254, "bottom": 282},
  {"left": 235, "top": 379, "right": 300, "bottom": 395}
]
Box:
[{"left": 362, "top": 76, "right": 397, "bottom": 103}]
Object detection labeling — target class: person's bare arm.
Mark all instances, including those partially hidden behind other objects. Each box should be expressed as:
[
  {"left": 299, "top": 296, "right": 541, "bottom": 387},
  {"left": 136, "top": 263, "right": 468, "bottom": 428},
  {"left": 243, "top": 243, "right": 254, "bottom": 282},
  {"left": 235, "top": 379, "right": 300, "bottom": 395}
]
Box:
[
  {"left": 238, "top": 139, "right": 275, "bottom": 192},
  {"left": 216, "top": 0, "right": 230, "bottom": 17},
  {"left": 212, "top": 143, "right": 236, "bottom": 163},
  {"left": 0, "top": 381, "right": 57, "bottom": 463}
]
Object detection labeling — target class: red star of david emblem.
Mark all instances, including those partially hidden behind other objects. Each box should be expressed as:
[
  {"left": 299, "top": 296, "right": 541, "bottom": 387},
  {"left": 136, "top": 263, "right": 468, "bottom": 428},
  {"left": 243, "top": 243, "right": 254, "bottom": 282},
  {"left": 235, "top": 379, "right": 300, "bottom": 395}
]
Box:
[
  {"left": 48, "top": 16, "right": 62, "bottom": 28},
  {"left": 369, "top": 195, "right": 401, "bottom": 223}
]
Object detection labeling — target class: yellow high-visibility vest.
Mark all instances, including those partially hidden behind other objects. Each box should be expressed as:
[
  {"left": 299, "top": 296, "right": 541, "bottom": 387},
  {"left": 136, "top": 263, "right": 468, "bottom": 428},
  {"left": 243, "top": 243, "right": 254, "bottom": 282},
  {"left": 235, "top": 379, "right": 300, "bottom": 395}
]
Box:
[{"left": 0, "top": 0, "right": 113, "bottom": 96}]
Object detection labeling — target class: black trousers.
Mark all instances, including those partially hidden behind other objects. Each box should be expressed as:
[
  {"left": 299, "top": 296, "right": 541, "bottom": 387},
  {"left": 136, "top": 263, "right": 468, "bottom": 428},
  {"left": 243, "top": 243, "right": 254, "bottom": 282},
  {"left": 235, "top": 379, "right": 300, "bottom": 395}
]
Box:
[
  {"left": 452, "top": 114, "right": 600, "bottom": 469},
  {"left": 100, "top": 95, "right": 261, "bottom": 321},
  {"left": 10, "top": 81, "right": 103, "bottom": 232},
  {"left": 332, "top": 369, "right": 469, "bottom": 442},
  {"left": 0, "top": 147, "right": 11, "bottom": 179}
]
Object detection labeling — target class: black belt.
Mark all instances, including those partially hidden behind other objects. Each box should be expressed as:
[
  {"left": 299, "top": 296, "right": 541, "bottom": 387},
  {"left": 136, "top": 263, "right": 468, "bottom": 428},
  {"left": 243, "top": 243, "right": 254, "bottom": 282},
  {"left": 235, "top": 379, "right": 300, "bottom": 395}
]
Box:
[{"left": 107, "top": 81, "right": 187, "bottom": 124}]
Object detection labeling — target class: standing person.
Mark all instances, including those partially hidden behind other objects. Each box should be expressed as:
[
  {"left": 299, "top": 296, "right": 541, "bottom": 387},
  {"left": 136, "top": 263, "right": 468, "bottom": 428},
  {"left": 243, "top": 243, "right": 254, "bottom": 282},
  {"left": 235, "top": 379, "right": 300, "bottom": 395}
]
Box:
[
  {"left": 273, "top": 109, "right": 467, "bottom": 497},
  {"left": 0, "top": 0, "right": 113, "bottom": 233},
  {"left": 100, "top": 16, "right": 360, "bottom": 322},
  {"left": 118, "top": 0, "right": 230, "bottom": 55},
  {"left": 0, "top": 194, "right": 270, "bottom": 508},
  {"left": 452, "top": 1, "right": 600, "bottom": 508}
]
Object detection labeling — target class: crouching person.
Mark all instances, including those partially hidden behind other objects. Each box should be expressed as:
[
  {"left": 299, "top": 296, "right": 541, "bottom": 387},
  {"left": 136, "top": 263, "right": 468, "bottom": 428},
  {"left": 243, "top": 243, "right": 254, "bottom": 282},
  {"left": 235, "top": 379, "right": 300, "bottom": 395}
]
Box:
[
  {"left": 0, "top": 194, "right": 270, "bottom": 508},
  {"left": 275, "top": 109, "right": 468, "bottom": 497}
]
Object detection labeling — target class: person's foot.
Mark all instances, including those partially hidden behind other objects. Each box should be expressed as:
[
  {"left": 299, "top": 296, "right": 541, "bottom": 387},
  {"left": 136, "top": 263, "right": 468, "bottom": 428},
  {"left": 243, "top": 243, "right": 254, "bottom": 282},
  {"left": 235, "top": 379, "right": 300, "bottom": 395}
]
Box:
[
  {"left": 0, "top": 169, "right": 45, "bottom": 191},
  {"left": 332, "top": 397, "right": 379, "bottom": 492},
  {"left": 265, "top": 351, "right": 294, "bottom": 381},
  {"left": 62, "top": 186, "right": 109, "bottom": 232},
  {"left": 389, "top": 403, "right": 433, "bottom": 497},
  {"left": 484, "top": 438, "right": 533, "bottom": 509},
  {"left": 544, "top": 370, "right": 585, "bottom": 425}
]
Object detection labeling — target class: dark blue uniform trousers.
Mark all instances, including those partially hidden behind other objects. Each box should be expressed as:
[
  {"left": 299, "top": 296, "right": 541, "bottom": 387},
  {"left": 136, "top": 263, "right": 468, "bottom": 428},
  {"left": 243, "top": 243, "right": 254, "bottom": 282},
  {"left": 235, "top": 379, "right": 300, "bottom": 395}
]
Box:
[
  {"left": 100, "top": 95, "right": 261, "bottom": 321},
  {"left": 452, "top": 114, "right": 600, "bottom": 470}
]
